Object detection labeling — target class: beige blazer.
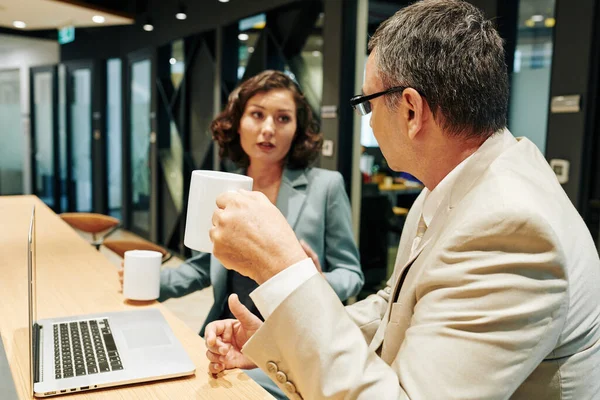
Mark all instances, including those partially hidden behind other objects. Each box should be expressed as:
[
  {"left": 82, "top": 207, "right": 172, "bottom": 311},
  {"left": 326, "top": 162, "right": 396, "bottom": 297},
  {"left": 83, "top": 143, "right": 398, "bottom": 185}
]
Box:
[{"left": 243, "top": 130, "right": 600, "bottom": 400}]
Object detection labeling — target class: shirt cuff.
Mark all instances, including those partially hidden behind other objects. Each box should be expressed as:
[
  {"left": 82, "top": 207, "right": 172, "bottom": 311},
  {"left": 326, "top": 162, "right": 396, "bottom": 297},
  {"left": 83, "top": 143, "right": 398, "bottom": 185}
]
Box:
[{"left": 250, "top": 258, "right": 318, "bottom": 320}]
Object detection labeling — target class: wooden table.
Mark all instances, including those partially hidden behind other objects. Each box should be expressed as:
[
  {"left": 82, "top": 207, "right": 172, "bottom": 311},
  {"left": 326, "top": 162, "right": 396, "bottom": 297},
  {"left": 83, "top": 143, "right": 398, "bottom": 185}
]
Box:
[{"left": 0, "top": 196, "right": 273, "bottom": 399}]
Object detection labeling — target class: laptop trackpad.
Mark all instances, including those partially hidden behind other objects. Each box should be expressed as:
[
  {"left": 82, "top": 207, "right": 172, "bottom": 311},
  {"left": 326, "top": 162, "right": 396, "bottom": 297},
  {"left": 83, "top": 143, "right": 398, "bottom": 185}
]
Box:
[{"left": 122, "top": 326, "right": 171, "bottom": 349}]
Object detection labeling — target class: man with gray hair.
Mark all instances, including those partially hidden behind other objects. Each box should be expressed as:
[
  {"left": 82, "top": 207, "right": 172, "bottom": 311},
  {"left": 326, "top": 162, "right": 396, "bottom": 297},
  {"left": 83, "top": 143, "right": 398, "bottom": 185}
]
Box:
[{"left": 203, "top": 1, "right": 600, "bottom": 398}]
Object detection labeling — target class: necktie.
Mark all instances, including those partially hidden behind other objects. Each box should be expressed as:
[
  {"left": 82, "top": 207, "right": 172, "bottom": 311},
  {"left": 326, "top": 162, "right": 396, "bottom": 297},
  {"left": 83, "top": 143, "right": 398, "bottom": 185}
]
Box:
[{"left": 410, "top": 214, "right": 427, "bottom": 257}]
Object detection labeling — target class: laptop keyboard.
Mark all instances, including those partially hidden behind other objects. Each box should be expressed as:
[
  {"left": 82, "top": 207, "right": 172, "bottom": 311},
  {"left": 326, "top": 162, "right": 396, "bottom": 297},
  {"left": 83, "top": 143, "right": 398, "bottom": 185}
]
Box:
[{"left": 53, "top": 319, "right": 123, "bottom": 379}]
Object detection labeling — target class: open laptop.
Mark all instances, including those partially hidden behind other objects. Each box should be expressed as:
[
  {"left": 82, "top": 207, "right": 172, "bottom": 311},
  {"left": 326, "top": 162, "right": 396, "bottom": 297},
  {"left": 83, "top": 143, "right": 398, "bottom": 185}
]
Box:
[{"left": 27, "top": 206, "right": 196, "bottom": 397}]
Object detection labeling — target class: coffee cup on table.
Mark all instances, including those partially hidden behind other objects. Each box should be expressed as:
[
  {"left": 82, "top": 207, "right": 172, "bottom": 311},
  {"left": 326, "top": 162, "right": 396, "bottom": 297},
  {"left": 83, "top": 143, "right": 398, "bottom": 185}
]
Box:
[
  {"left": 184, "top": 170, "right": 253, "bottom": 253},
  {"left": 123, "top": 250, "right": 162, "bottom": 301}
]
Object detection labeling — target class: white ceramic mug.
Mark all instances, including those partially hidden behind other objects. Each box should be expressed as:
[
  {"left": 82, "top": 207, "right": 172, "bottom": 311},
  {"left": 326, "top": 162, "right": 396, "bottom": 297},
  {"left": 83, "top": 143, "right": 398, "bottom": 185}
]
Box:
[
  {"left": 184, "top": 170, "right": 253, "bottom": 253},
  {"left": 123, "top": 250, "right": 162, "bottom": 301}
]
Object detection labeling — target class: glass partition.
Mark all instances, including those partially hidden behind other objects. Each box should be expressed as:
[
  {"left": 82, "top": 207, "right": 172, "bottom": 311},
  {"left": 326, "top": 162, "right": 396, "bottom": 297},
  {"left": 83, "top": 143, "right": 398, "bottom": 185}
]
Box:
[
  {"left": 32, "top": 69, "right": 57, "bottom": 208},
  {"left": 0, "top": 69, "right": 24, "bottom": 195},
  {"left": 130, "top": 59, "right": 152, "bottom": 235},
  {"left": 58, "top": 65, "right": 68, "bottom": 211},
  {"left": 237, "top": 13, "right": 265, "bottom": 80},
  {"left": 159, "top": 39, "right": 186, "bottom": 214},
  {"left": 69, "top": 68, "right": 92, "bottom": 211},
  {"left": 107, "top": 58, "right": 122, "bottom": 219},
  {"left": 508, "top": 0, "right": 556, "bottom": 152}
]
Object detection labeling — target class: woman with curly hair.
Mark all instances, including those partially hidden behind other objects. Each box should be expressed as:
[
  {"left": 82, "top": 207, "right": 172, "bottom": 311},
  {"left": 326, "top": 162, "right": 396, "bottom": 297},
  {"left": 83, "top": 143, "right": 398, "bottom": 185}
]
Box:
[{"left": 119, "top": 70, "right": 363, "bottom": 398}]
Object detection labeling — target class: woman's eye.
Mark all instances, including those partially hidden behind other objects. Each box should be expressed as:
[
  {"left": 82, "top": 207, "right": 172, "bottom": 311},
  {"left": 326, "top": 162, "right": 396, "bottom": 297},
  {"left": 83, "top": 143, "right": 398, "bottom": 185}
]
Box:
[
  {"left": 251, "top": 111, "right": 263, "bottom": 118},
  {"left": 279, "top": 115, "right": 291, "bottom": 123}
]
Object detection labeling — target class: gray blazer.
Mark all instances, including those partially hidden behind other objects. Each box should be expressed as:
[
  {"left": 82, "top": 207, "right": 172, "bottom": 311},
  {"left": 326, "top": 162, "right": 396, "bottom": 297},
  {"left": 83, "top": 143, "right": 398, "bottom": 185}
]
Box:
[{"left": 159, "top": 167, "right": 364, "bottom": 335}]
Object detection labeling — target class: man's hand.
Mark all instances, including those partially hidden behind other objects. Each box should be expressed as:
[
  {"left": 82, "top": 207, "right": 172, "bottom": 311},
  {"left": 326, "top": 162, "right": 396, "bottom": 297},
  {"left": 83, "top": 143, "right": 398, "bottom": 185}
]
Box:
[
  {"left": 205, "top": 294, "right": 262, "bottom": 374},
  {"left": 209, "top": 190, "right": 307, "bottom": 284}
]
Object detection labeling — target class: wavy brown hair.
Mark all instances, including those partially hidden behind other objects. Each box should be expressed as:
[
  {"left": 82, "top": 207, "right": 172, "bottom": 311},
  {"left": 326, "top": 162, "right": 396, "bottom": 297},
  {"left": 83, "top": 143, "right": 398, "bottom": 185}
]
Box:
[{"left": 211, "top": 70, "right": 322, "bottom": 169}]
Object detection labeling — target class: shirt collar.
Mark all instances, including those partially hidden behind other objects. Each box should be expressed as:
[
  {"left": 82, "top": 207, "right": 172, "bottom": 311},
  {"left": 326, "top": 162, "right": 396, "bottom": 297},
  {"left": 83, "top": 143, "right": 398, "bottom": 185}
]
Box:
[
  {"left": 420, "top": 153, "right": 472, "bottom": 228},
  {"left": 419, "top": 129, "right": 515, "bottom": 228}
]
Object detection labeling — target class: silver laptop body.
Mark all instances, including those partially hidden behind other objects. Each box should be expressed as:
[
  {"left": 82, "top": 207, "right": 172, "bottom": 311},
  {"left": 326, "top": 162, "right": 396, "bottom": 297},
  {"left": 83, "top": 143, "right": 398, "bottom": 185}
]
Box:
[{"left": 28, "top": 206, "right": 196, "bottom": 397}]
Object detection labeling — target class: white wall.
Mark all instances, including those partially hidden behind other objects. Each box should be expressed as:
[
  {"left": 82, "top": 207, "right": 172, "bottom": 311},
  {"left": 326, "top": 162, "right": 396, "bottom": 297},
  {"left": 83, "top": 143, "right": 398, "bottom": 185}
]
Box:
[{"left": 0, "top": 34, "right": 59, "bottom": 194}]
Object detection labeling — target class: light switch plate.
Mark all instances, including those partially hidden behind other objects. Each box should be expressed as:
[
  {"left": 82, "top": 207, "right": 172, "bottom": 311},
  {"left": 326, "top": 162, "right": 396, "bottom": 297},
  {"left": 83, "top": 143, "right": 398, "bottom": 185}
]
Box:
[
  {"left": 549, "top": 159, "right": 570, "bottom": 184},
  {"left": 322, "top": 140, "right": 334, "bottom": 157}
]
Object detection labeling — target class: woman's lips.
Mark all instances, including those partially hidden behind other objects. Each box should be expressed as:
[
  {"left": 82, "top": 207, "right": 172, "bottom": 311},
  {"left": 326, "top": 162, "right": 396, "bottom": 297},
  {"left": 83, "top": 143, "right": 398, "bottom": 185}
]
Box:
[{"left": 257, "top": 142, "right": 275, "bottom": 151}]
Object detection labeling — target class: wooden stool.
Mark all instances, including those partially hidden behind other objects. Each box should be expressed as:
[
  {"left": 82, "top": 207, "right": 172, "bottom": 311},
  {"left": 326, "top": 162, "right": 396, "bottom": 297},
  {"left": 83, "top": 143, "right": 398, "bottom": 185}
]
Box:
[
  {"left": 102, "top": 238, "right": 173, "bottom": 264},
  {"left": 60, "top": 213, "right": 120, "bottom": 249}
]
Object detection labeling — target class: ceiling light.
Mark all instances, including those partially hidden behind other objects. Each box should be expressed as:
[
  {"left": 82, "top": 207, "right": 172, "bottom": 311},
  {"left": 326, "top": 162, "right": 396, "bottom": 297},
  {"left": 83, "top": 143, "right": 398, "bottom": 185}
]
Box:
[
  {"left": 218, "top": 0, "right": 230, "bottom": 3},
  {"left": 92, "top": 15, "right": 105, "bottom": 23},
  {"left": 238, "top": 33, "right": 249, "bottom": 41},
  {"left": 531, "top": 15, "right": 544, "bottom": 22},
  {"left": 176, "top": 3, "right": 187, "bottom": 20},
  {"left": 169, "top": 58, "right": 177, "bottom": 65},
  {"left": 545, "top": 17, "right": 556, "bottom": 28},
  {"left": 524, "top": 19, "right": 535, "bottom": 28},
  {"left": 312, "top": 50, "right": 321, "bottom": 57},
  {"left": 143, "top": 23, "right": 154, "bottom": 31},
  {"left": 13, "top": 21, "right": 26, "bottom": 29},
  {"left": 247, "top": 47, "right": 254, "bottom": 53}
]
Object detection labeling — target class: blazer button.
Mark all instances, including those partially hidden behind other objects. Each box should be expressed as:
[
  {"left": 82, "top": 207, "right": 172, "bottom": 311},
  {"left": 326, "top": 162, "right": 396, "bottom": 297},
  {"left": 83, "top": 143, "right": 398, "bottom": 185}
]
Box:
[
  {"left": 284, "top": 381, "right": 297, "bottom": 394},
  {"left": 275, "top": 371, "right": 288, "bottom": 383},
  {"left": 266, "top": 362, "right": 278, "bottom": 374}
]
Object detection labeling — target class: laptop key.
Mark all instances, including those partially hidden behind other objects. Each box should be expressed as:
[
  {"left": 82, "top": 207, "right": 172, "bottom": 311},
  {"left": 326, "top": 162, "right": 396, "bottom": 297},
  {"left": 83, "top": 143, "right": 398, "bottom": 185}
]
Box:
[
  {"left": 99, "top": 364, "right": 110, "bottom": 372},
  {"left": 75, "top": 369, "right": 86, "bottom": 376}
]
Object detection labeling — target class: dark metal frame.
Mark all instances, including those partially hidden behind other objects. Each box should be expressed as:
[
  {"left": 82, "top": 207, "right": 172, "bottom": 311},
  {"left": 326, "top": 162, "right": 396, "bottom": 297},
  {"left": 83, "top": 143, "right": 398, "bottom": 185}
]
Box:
[
  {"left": 29, "top": 65, "right": 60, "bottom": 212},
  {"left": 63, "top": 60, "right": 108, "bottom": 213},
  {"left": 123, "top": 48, "right": 158, "bottom": 241}
]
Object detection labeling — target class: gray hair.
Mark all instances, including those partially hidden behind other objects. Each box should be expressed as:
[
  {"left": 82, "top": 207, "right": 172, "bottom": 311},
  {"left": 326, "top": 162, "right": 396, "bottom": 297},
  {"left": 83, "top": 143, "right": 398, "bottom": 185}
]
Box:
[{"left": 368, "top": 0, "right": 509, "bottom": 138}]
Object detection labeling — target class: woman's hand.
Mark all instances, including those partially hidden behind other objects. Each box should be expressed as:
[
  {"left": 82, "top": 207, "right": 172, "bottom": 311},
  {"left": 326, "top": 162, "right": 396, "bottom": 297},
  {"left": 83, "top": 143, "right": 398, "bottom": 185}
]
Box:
[
  {"left": 300, "top": 240, "right": 324, "bottom": 276},
  {"left": 117, "top": 262, "right": 124, "bottom": 292}
]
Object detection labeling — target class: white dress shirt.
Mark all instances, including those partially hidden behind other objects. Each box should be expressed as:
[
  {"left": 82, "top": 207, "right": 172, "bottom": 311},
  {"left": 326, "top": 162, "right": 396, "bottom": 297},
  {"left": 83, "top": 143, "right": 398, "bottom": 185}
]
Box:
[{"left": 251, "top": 146, "right": 481, "bottom": 320}]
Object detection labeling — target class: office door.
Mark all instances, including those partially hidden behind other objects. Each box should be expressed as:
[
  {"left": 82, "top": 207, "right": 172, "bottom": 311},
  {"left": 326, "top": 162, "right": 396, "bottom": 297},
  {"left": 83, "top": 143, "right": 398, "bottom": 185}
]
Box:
[
  {"left": 64, "top": 60, "right": 107, "bottom": 213},
  {"left": 124, "top": 49, "right": 157, "bottom": 240},
  {"left": 30, "top": 66, "right": 60, "bottom": 211}
]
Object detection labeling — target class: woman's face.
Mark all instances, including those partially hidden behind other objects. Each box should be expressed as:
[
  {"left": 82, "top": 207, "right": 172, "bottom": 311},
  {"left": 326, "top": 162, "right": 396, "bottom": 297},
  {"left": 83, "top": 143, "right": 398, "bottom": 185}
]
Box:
[{"left": 238, "top": 89, "right": 298, "bottom": 167}]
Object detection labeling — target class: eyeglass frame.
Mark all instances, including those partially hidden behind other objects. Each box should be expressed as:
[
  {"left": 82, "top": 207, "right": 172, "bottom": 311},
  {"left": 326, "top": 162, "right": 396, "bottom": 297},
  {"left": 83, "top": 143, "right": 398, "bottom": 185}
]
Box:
[{"left": 350, "top": 86, "right": 417, "bottom": 115}]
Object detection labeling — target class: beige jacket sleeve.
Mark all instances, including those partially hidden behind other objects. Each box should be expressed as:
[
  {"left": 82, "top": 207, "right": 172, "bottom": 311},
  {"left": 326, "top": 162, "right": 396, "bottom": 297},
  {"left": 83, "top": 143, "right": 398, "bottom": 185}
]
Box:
[
  {"left": 344, "top": 281, "right": 392, "bottom": 344},
  {"left": 241, "top": 209, "right": 569, "bottom": 400}
]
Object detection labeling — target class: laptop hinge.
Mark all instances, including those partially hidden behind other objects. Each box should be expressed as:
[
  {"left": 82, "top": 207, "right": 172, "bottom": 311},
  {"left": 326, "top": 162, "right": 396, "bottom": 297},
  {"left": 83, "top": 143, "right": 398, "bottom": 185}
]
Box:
[{"left": 33, "top": 323, "right": 41, "bottom": 384}]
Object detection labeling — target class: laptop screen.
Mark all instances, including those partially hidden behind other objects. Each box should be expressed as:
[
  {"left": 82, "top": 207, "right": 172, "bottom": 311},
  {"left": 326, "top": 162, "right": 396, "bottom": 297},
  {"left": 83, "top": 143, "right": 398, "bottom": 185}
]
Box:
[{"left": 27, "top": 205, "right": 38, "bottom": 395}]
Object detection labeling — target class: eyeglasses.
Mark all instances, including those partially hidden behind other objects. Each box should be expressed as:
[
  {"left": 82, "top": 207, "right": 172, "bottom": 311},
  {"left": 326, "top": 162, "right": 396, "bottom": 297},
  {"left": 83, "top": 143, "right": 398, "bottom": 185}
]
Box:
[{"left": 350, "top": 86, "right": 408, "bottom": 116}]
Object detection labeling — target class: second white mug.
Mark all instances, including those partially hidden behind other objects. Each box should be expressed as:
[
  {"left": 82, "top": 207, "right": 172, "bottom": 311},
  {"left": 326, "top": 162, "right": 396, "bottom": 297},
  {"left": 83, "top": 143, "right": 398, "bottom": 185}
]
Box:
[
  {"left": 184, "top": 170, "right": 253, "bottom": 253},
  {"left": 123, "top": 250, "right": 162, "bottom": 301}
]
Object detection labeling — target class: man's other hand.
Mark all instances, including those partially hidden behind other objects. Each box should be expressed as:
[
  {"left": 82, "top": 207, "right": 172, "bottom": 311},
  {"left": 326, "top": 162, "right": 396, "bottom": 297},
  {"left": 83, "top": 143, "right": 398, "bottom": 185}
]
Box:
[{"left": 204, "top": 294, "right": 262, "bottom": 374}]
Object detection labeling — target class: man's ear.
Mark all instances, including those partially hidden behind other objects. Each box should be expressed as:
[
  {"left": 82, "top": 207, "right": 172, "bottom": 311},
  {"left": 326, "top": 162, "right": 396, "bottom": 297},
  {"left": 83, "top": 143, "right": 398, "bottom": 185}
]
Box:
[{"left": 401, "top": 88, "right": 425, "bottom": 140}]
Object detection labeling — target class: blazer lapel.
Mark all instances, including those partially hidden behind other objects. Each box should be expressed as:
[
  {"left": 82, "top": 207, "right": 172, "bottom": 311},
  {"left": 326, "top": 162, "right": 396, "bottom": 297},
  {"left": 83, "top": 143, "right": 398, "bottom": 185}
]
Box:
[
  {"left": 371, "top": 129, "right": 518, "bottom": 356},
  {"left": 390, "top": 129, "right": 517, "bottom": 302},
  {"left": 368, "top": 193, "right": 427, "bottom": 352},
  {"left": 276, "top": 168, "right": 308, "bottom": 230}
]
